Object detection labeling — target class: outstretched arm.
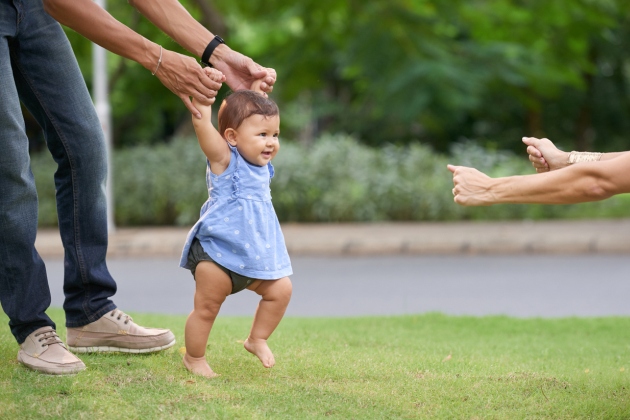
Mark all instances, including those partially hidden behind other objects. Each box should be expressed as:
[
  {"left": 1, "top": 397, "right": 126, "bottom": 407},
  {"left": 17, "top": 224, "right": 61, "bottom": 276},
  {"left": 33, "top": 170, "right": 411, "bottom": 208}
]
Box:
[
  {"left": 191, "top": 70, "right": 230, "bottom": 173},
  {"left": 447, "top": 152, "right": 630, "bottom": 206},
  {"left": 43, "top": 0, "right": 222, "bottom": 118},
  {"left": 523, "top": 137, "right": 628, "bottom": 173},
  {"left": 127, "top": 0, "right": 277, "bottom": 94},
  {"left": 43, "top": 0, "right": 276, "bottom": 116},
  {"left": 249, "top": 78, "right": 264, "bottom": 94}
]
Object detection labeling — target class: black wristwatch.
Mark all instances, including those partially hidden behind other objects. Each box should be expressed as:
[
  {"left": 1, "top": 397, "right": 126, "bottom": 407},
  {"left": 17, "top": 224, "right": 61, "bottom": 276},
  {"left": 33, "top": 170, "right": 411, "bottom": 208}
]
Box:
[{"left": 201, "top": 35, "right": 225, "bottom": 68}]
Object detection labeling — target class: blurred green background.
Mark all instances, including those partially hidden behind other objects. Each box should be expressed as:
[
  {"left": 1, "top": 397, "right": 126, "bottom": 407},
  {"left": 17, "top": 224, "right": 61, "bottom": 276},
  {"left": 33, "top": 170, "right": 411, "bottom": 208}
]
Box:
[{"left": 27, "top": 0, "right": 630, "bottom": 225}]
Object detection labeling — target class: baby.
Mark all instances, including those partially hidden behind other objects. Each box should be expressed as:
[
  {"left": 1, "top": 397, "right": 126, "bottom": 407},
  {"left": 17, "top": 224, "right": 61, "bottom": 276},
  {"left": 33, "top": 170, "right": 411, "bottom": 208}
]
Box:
[{"left": 179, "top": 69, "right": 292, "bottom": 378}]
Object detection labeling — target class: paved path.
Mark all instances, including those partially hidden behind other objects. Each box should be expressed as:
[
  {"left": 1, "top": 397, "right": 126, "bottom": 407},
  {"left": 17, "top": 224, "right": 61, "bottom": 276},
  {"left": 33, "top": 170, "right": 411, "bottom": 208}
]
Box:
[
  {"left": 35, "top": 219, "right": 630, "bottom": 258},
  {"left": 42, "top": 254, "right": 630, "bottom": 318},
  {"left": 35, "top": 220, "right": 630, "bottom": 318}
]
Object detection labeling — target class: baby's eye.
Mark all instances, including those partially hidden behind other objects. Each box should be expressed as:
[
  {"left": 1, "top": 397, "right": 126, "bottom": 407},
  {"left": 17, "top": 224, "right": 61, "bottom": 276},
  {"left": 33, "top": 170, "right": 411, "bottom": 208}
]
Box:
[
  {"left": 259, "top": 132, "right": 267, "bottom": 137},
  {"left": 273, "top": 133, "right": 279, "bottom": 138}
]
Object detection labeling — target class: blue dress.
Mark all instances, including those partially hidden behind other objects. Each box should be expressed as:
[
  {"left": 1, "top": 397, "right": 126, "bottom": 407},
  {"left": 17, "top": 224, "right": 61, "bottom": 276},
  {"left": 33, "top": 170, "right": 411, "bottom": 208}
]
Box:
[{"left": 180, "top": 145, "right": 292, "bottom": 280}]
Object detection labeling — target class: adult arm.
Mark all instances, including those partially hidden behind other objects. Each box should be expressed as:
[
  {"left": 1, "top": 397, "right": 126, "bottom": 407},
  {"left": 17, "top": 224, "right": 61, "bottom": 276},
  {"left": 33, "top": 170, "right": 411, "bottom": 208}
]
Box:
[
  {"left": 44, "top": 0, "right": 219, "bottom": 118},
  {"left": 127, "top": 0, "right": 277, "bottom": 94},
  {"left": 447, "top": 152, "right": 630, "bottom": 206},
  {"left": 43, "top": 0, "right": 276, "bottom": 116},
  {"left": 522, "top": 137, "right": 628, "bottom": 173}
]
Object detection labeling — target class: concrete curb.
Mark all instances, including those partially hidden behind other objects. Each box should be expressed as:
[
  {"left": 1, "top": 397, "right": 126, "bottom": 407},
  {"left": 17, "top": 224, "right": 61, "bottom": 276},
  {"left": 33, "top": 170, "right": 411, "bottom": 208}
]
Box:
[{"left": 34, "top": 219, "right": 630, "bottom": 258}]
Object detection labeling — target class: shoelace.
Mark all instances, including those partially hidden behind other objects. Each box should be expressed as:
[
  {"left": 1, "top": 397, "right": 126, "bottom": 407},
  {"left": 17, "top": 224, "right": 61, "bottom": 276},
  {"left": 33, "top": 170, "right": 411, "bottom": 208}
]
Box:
[
  {"left": 34, "top": 327, "right": 63, "bottom": 348},
  {"left": 109, "top": 309, "right": 131, "bottom": 325}
]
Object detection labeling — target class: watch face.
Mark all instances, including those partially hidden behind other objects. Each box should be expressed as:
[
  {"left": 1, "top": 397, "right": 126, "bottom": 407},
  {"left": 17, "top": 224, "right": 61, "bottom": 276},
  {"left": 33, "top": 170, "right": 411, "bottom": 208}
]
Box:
[{"left": 215, "top": 35, "right": 225, "bottom": 44}]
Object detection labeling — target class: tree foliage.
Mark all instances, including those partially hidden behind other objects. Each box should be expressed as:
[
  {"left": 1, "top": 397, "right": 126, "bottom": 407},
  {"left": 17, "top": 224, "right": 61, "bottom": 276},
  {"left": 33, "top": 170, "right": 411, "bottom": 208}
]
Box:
[{"left": 52, "top": 0, "right": 630, "bottom": 152}]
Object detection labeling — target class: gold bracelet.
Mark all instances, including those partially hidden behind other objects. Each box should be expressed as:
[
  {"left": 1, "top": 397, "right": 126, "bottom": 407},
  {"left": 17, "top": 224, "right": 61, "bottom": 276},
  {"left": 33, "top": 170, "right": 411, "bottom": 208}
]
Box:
[
  {"left": 151, "top": 46, "right": 163, "bottom": 76},
  {"left": 567, "top": 151, "right": 603, "bottom": 164}
]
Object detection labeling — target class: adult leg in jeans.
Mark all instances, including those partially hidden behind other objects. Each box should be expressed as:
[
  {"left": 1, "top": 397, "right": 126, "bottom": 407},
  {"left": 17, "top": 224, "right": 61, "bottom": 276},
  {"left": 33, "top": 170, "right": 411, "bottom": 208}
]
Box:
[
  {"left": 0, "top": 0, "right": 56, "bottom": 345},
  {"left": 1, "top": 0, "right": 117, "bottom": 344},
  {"left": 3, "top": 2, "right": 174, "bottom": 364},
  {"left": 1, "top": 17, "right": 86, "bottom": 373}
]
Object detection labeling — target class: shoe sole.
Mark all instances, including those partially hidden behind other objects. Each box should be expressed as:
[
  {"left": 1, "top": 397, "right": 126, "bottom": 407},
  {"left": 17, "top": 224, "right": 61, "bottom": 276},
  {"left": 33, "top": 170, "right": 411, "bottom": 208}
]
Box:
[
  {"left": 68, "top": 339, "right": 176, "bottom": 354},
  {"left": 17, "top": 354, "right": 86, "bottom": 375}
]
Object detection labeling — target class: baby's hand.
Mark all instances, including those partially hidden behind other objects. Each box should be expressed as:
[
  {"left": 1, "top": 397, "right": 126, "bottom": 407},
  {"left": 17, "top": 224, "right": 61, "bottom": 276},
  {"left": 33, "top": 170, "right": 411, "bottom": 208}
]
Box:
[
  {"left": 250, "top": 78, "right": 264, "bottom": 95},
  {"left": 201, "top": 67, "right": 226, "bottom": 105}
]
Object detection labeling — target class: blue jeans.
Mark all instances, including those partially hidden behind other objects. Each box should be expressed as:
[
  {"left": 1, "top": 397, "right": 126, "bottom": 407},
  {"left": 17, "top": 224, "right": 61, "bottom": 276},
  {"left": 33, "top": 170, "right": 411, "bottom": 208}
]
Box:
[{"left": 0, "top": 0, "right": 117, "bottom": 344}]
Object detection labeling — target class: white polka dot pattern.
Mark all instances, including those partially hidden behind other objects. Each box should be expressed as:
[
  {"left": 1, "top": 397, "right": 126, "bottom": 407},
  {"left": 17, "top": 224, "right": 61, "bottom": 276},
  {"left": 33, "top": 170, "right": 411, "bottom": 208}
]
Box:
[{"left": 180, "top": 145, "right": 292, "bottom": 280}]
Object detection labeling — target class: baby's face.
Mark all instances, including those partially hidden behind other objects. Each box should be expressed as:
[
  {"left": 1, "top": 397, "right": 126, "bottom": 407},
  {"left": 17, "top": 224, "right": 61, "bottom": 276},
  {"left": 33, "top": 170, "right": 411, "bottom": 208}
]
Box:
[{"left": 231, "top": 114, "right": 280, "bottom": 166}]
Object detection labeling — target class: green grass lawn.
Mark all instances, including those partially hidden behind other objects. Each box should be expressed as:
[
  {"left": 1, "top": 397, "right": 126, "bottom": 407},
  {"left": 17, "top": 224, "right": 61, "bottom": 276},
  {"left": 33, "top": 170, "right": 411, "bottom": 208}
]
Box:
[{"left": 0, "top": 309, "right": 628, "bottom": 419}]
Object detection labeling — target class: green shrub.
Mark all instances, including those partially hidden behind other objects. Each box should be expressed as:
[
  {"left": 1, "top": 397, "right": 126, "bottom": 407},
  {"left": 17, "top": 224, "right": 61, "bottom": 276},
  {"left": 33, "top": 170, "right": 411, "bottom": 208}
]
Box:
[
  {"left": 113, "top": 138, "right": 208, "bottom": 226},
  {"left": 32, "top": 135, "right": 629, "bottom": 227}
]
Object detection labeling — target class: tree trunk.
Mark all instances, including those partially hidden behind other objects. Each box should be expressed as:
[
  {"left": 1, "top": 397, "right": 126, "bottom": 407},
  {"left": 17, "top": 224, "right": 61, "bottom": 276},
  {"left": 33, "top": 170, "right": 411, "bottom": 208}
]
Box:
[
  {"left": 189, "top": 0, "right": 227, "bottom": 36},
  {"left": 574, "top": 101, "right": 593, "bottom": 151},
  {"left": 574, "top": 47, "right": 597, "bottom": 151},
  {"left": 526, "top": 106, "right": 544, "bottom": 138}
]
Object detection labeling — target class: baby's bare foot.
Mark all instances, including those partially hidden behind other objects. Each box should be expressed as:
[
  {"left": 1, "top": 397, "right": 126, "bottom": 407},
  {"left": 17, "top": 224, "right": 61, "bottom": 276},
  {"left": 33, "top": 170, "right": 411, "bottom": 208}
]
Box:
[
  {"left": 183, "top": 353, "right": 219, "bottom": 378},
  {"left": 243, "top": 338, "right": 275, "bottom": 368}
]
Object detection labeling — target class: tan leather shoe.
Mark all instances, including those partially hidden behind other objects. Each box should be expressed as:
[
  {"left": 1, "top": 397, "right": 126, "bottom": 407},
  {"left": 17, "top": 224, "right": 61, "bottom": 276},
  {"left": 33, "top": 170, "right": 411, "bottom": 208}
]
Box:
[
  {"left": 17, "top": 327, "right": 86, "bottom": 375},
  {"left": 67, "top": 309, "right": 175, "bottom": 354}
]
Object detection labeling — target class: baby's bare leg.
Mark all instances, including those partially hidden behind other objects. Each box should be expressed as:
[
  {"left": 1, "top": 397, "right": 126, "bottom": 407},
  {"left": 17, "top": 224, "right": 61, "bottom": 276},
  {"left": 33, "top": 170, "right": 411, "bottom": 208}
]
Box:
[
  {"left": 184, "top": 261, "right": 232, "bottom": 378},
  {"left": 244, "top": 277, "right": 292, "bottom": 368}
]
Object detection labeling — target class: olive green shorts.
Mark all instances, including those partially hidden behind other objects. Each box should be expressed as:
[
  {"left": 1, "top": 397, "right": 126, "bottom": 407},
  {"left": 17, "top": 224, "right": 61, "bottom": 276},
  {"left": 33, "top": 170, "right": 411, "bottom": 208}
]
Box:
[{"left": 187, "top": 238, "right": 255, "bottom": 295}]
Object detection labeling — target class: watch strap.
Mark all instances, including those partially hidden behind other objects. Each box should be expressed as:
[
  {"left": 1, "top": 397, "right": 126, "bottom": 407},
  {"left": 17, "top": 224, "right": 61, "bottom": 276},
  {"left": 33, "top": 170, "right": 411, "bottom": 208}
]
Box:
[{"left": 201, "top": 35, "right": 225, "bottom": 67}]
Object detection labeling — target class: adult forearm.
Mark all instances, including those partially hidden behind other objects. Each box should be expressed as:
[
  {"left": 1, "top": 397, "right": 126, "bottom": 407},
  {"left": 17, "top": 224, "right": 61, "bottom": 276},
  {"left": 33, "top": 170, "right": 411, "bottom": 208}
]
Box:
[
  {"left": 599, "top": 151, "right": 628, "bottom": 161},
  {"left": 128, "top": 0, "right": 226, "bottom": 63},
  {"left": 565, "top": 150, "right": 628, "bottom": 166},
  {"left": 490, "top": 164, "right": 615, "bottom": 205},
  {"left": 44, "top": 0, "right": 160, "bottom": 71}
]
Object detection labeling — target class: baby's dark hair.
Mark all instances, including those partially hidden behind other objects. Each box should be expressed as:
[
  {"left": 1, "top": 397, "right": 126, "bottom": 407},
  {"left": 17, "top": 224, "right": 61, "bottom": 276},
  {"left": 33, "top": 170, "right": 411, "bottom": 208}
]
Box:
[{"left": 218, "top": 90, "right": 279, "bottom": 137}]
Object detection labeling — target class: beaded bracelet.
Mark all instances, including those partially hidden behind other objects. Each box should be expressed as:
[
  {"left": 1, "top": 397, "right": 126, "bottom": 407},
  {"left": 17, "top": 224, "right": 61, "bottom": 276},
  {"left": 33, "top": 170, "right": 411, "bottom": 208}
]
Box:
[{"left": 567, "top": 151, "right": 603, "bottom": 164}]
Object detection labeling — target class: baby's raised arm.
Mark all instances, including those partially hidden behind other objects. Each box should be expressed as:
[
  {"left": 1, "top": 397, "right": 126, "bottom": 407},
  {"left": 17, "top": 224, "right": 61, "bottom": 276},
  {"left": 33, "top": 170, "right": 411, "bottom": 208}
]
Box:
[
  {"left": 191, "top": 68, "right": 231, "bottom": 172},
  {"left": 250, "top": 78, "right": 264, "bottom": 95}
]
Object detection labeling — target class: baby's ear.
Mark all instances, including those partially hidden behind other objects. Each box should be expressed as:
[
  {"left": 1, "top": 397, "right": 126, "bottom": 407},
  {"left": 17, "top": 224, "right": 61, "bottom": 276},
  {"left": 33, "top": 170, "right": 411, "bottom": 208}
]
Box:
[{"left": 224, "top": 128, "right": 237, "bottom": 146}]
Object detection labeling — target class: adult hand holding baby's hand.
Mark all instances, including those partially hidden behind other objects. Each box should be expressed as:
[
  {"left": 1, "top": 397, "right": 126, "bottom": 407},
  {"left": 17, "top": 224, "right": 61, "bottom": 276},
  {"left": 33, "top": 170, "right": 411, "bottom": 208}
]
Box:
[
  {"left": 153, "top": 49, "right": 224, "bottom": 119},
  {"left": 250, "top": 68, "right": 276, "bottom": 97},
  {"left": 249, "top": 78, "right": 265, "bottom": 94},
  {"left": 210, "top": 46, "right": 276, "bottom": 97},
  {"left": 190, "top": 67, "right": 225, "bottom": 118},
  {"left": 201, "top": 67, "right": 226, "bottom": 105}
]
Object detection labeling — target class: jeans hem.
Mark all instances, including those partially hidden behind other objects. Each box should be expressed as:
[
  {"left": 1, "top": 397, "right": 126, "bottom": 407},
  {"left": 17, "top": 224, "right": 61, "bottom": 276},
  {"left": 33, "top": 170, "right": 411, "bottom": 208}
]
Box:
[{"left": 15, "top": 322, "right": 56, "bottom": 345}]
